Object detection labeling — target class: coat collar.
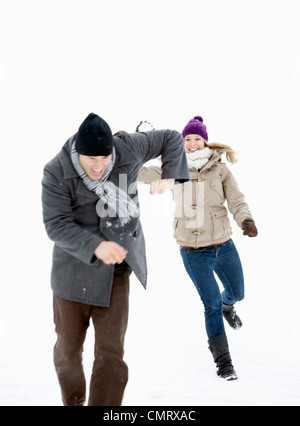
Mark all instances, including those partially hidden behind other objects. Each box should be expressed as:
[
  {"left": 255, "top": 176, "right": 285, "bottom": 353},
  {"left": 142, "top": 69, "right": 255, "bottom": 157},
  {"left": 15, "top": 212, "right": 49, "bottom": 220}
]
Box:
[
  {"left": 58, "top": 135, "right": 98, "bottom": 200},
  {"left": 188, "top": 149, "right": 223, "bottom": 179},
  {"left": 59, "top": 134, "right": 79, "bottom": 179}
]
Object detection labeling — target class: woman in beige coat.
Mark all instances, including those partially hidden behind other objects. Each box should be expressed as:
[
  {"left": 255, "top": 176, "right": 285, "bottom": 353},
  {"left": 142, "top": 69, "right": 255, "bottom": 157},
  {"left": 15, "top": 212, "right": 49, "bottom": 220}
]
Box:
[{"left": 138, "top": 116, "right": 258, "bottom": 381}]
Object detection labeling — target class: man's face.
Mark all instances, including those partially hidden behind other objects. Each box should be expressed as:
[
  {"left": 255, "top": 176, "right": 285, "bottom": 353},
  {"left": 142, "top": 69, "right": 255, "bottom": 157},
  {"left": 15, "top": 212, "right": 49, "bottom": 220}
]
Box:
[{"left": 79, "top": 154, "right": 112, "bottom": 180}]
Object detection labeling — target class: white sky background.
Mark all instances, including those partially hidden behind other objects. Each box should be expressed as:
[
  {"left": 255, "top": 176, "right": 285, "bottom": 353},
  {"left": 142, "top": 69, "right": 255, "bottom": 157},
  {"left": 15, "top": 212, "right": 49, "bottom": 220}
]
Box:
[{"left": 0, "top": 0, "right": 300, "bottom": 405}]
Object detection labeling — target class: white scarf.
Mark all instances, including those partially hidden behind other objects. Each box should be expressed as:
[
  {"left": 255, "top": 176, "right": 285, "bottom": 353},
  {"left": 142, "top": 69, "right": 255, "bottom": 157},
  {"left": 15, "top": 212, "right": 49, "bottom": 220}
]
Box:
[
  {"left": 186, "top": 147, "right": 213, "bottom": 170},
  {"left": 71, "top": 141, "right": 139, "bottom": 225}
]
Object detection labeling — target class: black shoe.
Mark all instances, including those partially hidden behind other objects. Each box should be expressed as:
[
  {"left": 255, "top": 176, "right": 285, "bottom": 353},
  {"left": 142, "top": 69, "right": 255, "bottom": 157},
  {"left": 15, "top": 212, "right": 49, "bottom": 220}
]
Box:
[
  {"left": 208, "top": 335, "right": 238, "bottom": 381},
  {"left": 223, "top": 304, "right": 243, "bottom": 330}
]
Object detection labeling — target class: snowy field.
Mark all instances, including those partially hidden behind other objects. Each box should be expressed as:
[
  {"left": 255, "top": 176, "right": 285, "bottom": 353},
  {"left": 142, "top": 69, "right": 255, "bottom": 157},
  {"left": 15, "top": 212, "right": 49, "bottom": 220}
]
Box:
[
  {"left": 1, "top": 0, "right": 300, "bottom": 406},
  {"left": 1, "top": 186, "right": 300, "bottom": 406}
]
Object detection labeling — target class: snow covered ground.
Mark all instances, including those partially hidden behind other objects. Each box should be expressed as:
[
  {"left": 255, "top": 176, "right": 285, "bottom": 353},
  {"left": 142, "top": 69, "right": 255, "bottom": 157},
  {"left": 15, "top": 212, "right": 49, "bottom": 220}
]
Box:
[
  {"left": 1, "top": 0, "right": 300, "bottom": 407},
  {"left": 1, "top": 187, "right": 300, "bottom": 406}
]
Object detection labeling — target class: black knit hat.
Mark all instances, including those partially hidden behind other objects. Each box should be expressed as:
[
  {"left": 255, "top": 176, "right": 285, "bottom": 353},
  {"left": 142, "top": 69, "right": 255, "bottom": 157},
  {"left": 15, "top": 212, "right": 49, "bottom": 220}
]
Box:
[{"left": 75, "top": 113, "right": 113, "bottom": 156}]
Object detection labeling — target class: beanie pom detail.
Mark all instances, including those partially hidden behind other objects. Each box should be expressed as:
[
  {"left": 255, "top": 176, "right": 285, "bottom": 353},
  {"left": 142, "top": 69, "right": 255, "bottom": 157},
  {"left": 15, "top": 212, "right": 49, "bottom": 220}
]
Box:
[{"left": 194, "top": 116, "right": 203, "bottom": 122}]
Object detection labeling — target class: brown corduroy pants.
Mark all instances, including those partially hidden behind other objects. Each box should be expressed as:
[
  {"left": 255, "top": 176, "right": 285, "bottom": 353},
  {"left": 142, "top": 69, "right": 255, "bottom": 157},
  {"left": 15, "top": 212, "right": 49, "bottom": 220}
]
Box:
[{"left": 53, "top": 263, "right": 132, "bottom": 406}]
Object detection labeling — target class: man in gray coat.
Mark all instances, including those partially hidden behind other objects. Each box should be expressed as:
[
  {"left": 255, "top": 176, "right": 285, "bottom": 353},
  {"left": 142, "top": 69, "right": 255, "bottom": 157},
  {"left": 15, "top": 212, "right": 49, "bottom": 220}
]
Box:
[{"left": 42, "top": 113, "right": 189, "bottom": 406}]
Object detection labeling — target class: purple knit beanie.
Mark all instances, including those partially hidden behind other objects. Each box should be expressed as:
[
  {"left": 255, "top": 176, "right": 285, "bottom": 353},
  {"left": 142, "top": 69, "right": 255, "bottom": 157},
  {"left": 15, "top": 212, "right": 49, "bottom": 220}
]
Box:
[{"left": 182, "top": 116, "right": 208, "bottom": 141}]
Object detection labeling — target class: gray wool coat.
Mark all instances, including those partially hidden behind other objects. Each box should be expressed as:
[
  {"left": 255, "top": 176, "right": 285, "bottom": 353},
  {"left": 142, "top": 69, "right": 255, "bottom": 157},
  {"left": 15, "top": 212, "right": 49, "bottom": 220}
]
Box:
[{"left": 42, "top": 129, "right": 190, "bottom": 307}]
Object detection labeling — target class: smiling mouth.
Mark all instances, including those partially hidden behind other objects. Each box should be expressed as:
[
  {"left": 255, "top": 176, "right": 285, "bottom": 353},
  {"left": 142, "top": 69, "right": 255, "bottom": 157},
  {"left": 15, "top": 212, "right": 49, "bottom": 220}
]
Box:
[{"left": 91, "top": 169, "right": 103, "bottom": 176}]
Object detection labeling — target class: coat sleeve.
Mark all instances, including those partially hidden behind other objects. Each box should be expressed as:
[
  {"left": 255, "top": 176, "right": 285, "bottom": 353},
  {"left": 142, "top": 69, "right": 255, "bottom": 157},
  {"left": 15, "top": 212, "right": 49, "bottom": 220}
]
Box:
[
  {"left": 222, "top": 165, "right": 253, "bottom": 228},
  {"left": 128, "top": 130, "right": 190, "bottom": 183},
  {"left": 137, "top": 165, "right": 162, "bottom": 183},
  {"left": 42, "top": 164, "right": 104, "bottom": 265}
]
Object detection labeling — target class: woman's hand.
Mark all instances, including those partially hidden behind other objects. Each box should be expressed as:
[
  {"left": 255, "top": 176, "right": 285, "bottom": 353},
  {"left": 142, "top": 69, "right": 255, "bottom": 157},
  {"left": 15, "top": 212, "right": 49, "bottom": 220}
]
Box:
[
  {"left": 242, "top": 218, "right": 258, "bottom": 237},
  {"left": 150, "top": 179, "right": 175, "bottom": 195}
]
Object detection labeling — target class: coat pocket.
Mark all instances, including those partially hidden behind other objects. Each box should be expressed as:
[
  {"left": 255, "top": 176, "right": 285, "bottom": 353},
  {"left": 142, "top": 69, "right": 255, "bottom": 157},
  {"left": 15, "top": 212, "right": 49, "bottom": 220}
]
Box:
[{"left": 211, "top": 207, "right": 230, "bottom": 240}]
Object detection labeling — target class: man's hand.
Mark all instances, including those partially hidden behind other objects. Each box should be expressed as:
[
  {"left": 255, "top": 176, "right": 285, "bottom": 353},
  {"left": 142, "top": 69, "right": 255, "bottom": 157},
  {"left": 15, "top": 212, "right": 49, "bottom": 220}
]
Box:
[
  {"left": 94, "top": 241, "right": 128, "bottom": 265},
  {"left": 150, "top": 179, "right": 175, "bottom": 195}
]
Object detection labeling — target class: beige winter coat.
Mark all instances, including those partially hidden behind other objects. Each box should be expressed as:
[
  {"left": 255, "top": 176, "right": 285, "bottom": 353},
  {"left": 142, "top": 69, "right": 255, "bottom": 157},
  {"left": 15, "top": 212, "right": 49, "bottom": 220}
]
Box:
[{"left": 138, "top": 150, "right": 253, "bottom": 248}]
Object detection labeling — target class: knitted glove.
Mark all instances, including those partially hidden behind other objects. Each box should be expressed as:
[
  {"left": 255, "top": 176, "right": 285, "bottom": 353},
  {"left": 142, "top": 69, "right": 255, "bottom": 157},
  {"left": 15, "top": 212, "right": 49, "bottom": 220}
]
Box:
[{"left": 242, "top": 218, "right": 258, "bottom": 237}]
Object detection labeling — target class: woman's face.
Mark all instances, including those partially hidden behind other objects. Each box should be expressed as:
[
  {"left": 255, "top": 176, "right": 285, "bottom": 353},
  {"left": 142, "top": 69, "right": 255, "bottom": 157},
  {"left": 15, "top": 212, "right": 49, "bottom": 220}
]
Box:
[{"left": 184, "top": 134, "right": 206, "bottom": 154}]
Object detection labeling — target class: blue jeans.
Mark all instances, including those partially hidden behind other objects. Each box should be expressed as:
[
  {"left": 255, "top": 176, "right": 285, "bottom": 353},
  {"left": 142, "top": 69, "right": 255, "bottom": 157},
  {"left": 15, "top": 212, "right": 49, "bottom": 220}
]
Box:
[{"left": 180, "top": 239, "right": 244, "bottom": 339}]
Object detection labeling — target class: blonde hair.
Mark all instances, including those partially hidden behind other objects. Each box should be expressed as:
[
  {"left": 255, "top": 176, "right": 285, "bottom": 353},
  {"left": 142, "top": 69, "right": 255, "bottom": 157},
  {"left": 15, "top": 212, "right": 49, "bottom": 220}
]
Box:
[{"left": 205, "top": 141, "right": 238, "bottom": 164}]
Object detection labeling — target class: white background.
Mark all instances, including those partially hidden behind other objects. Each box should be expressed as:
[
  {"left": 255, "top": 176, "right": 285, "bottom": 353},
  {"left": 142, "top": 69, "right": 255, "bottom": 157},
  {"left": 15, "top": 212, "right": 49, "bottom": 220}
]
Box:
[{"left": 0, "top": 0, "right": 300, "bottom": 405}]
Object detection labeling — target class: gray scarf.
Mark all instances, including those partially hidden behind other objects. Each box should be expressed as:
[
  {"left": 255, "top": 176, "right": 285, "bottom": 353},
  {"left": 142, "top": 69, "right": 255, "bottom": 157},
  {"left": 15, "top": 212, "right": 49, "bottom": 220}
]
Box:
[{"left": 71, "top": 141, "right": 139, "bottom": 225}]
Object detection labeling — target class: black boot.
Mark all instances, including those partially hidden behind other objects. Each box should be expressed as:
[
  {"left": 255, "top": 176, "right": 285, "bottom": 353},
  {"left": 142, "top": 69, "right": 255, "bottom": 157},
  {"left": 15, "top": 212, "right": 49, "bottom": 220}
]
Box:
[
  {"left": 223, "top": 304, "right": 243, "bottom": 330},
  {"left": 208, "top": 335, "right": 238, "bottom": 381}
]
